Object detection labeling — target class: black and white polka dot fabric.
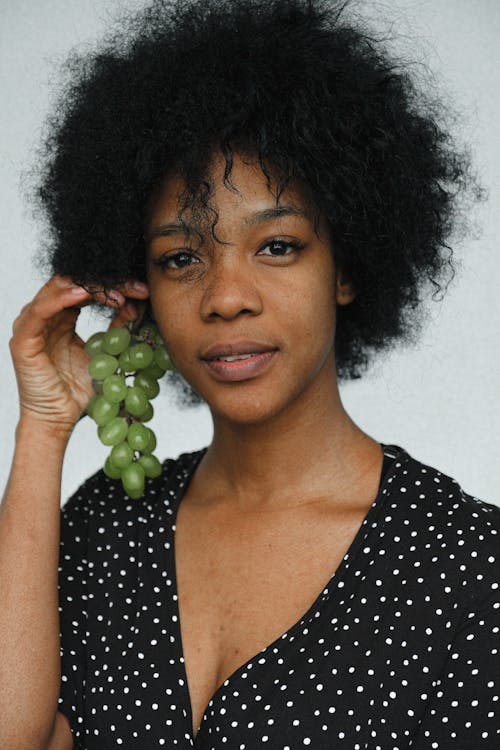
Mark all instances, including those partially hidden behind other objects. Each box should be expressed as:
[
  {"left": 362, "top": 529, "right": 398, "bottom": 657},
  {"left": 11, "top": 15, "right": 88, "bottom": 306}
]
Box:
[{"left": 57, "top": 444, "right": 500, "bottom": 748}]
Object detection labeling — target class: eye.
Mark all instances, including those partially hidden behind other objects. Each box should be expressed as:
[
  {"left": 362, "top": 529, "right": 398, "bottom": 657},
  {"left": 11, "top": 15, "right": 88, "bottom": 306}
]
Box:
[
  {"left": 257, "top": 239, "right": 305, "bottom": 257},
  {"left": 151, "top": 250, "right": 200, "bottom": 270}
]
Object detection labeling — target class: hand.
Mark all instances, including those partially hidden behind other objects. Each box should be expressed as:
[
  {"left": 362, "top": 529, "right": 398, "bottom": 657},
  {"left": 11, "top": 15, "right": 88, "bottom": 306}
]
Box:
[{"left": 9, "top": 275, "right": 149, "bottom": 439}]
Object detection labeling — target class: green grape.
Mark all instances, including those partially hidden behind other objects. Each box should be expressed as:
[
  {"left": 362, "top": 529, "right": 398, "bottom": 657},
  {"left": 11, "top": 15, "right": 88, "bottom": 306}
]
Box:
[
  {"left": 102, "top": 374, "right": 127, "bottom": 403},
  {"left": 84, "top": 332, "right": 106, "bottom": 357},
  {"left": 128, "top": 343, "right": 154, "bottom": 370},
  {"left": 109, "top": 441, "right": 134, "bottom": 469},
  {"left": 85, "top": 394, "right": 100, "bottom": 419},
  {"left": 134, "top": 372, "right": 160, "bottom": 400},
  {"left": 121, "top": 462, "right": 145, "bottom": 499},
  {"left": 154, "top": 345, "right": 173, "bottom": 372},
  {"left": 124, "top": 486, "right": 144, "bottom": 501},
  {"left": 142, "top": 361, "right": 165, "bottom": 380},
  {"left": 125, "top": 385, "right": 150, "bottom": 417},
  {"left": 103, "top": 455, "right": 122, "bottom": 480},
  {"left": 88, "top": 353, "right": 119, "bottom": 380},
  {"left": 92, "top": 380, "right": 103, "bottom": 395},
  {"left": 127, "top": 422, "right": 152, "bottom": 451},
  {"left": 138, "top": 453, "right": 162, "bottom": 478},
  {"left": 118, "top": 348, "right": 134, "bottom": 373},
  {"left": 102, "top": 327, "right": 131, "bottom": 356},
  {"left": 139, "top": 401, "right": 154, "bottom": 423},
  {"left": 91, "top": 396, "right": 119, "bottom": 426},
  {"left": 84, "top": 322, "right": 170, "bottom": 499},
  {"left": 98, "top": 416, "right": 128, "bottom": 446},
  {"left": 143, "top": 429, "right": 157, "bottom": 454}
]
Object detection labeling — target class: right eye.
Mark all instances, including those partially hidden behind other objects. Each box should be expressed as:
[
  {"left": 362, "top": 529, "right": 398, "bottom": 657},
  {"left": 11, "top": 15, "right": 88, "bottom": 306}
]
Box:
[{"left": 152, "top": 251, "right": 200, "bottom": 270}]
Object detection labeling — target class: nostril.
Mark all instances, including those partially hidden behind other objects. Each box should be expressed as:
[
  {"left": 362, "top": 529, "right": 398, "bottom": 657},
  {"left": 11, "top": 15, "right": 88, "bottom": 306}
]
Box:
[
  {"left": 200, "top": 277, "right": 263, "bottom": 321},
  {"left": 207, "top": 307, "right": 256, "bottom": 321}
]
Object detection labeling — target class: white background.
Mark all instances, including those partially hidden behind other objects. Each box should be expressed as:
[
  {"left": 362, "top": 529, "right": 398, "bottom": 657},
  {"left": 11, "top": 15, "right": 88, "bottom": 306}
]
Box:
[{"left": 1, "top": 0, "right": 499, "bottom": 506}]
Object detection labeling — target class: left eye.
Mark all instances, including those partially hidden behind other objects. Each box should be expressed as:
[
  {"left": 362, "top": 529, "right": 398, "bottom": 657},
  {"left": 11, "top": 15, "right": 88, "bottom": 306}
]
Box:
[{"left": 257, "top": 240, "right": 303, "bottom": 256}]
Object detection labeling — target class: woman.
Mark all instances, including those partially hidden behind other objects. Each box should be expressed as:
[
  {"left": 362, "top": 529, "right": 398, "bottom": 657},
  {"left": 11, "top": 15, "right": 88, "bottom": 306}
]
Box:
[{"left": 1, "top": 0, "right": 498, "bottom": 748}]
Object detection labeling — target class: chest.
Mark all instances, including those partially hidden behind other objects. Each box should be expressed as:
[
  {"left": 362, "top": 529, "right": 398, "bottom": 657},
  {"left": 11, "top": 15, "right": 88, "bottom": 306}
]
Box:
[{"left": 173, "top": 499, "right": 369, "bottom": 738}]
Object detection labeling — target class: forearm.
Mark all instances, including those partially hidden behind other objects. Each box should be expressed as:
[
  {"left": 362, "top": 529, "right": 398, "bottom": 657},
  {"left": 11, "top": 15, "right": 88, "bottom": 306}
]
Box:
[{"left": 0, "top": 418, "right": 70, "bottom": 748}]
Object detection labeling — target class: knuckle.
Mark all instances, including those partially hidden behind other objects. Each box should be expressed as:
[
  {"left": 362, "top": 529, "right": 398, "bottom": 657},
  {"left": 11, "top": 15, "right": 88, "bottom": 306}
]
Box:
[
  {"left": 9, "top": 334, "right": 20, "bottom": 355},
  {"left": 11, "top": 307, "right": 27, "bottom": 334},
  {"left": 30, "top": 299, "right": 43, "bottom": 316}
]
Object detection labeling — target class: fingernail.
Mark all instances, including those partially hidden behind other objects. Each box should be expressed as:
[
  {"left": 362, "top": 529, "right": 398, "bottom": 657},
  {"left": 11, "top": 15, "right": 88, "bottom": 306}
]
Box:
[
  {"left": 132, "top": 281, "right": 148, "bottom": 293},
  {"left": 108, "top": 291, "right": 122, "bottom": 305}
]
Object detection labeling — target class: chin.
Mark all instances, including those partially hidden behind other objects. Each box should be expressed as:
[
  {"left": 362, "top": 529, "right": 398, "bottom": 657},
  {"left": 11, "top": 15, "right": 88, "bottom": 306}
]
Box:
[{"left": 207, "top": 389, "right": 290, "bottom": 427}]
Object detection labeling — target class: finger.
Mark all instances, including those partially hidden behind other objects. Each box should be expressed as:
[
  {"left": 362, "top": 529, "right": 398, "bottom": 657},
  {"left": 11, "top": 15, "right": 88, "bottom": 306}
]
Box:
[
  {"left": 12, "top": 283, "right": 91, "bottom": 341},
  {"left": 108, "top": 300, "right": 148, "bottom": 330},
  {"left": 116, "top": 280, "right": 149, "bottom": 299},
  {"left": 85, "top": 280, "right": 149, "bottom": 309}
]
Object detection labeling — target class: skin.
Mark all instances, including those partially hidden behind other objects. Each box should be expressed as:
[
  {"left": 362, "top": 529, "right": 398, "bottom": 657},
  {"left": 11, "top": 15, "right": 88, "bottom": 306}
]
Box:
[
  {"left": 146, "top": 151, "right": 384, "bottom": 736},
  {"left": 10, "top": 276, "right": 149, "bottom": 438},
  {"left": 146, "top": 150, "right": 382, "bottom": 512},
  {"left": 2, "top": 149, "right": 383, "bottom": 747},
  {"left": 2, "top": 278, "right": 148, "bottom": 749}
]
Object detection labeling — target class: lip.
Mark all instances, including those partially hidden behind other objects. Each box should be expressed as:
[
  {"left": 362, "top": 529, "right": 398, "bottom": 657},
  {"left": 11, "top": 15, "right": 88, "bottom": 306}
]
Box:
[
  {"left": 200, "top": 340, "right": 279, "bottom": 361},
  {"left": 201, "top": 349, "right": 279, "bottom": 382}
]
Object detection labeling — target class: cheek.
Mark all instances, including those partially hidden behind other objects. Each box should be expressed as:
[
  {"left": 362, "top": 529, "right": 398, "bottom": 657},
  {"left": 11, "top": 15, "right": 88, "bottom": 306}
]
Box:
[
  {"left": 282, "top": 270, "right": 337, "bottom": 340},
  {"left": 148, "top": 288, "right": 184, "bottom": 349}
]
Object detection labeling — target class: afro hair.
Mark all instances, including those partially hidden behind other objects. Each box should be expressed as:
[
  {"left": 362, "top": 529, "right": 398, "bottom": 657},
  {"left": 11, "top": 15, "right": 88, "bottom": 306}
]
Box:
[{"left": 36, "top": 0, "right": 479, "bottom": 379}]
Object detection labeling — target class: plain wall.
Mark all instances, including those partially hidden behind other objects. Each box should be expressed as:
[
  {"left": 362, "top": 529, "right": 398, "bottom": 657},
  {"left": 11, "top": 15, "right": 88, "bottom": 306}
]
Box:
[{"left": 1, "top": 0, "right": 499, "bottom": 505}]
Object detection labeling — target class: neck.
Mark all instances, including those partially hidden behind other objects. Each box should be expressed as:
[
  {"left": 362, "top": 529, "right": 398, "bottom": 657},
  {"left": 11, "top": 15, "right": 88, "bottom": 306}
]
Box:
[{"left": 196, "top": 366, "right": 382, "bottom": 511}]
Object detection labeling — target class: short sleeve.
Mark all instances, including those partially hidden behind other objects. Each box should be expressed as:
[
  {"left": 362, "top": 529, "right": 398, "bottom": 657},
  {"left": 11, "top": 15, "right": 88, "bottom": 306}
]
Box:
[
  {"left": 57, "top": 480, "right": 92, "bottom": 746},
  {"left": 411, "top": 583, "right": 500, "bottom": 747}
]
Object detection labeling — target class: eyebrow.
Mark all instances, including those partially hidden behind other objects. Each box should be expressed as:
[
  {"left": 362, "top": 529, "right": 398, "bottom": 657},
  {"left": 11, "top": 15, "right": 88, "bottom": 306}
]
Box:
[
  {"left": 145, "top": 204, "right": 309, "bottom": 243},
  {"left": 245, "top": 204, "right": 309, "bottom": 226}
]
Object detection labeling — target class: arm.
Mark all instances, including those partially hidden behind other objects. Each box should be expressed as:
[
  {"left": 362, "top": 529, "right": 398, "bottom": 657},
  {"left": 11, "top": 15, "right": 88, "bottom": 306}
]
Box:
[
  {"left": 0, "top": 419, "right": 73, "bottom": 749},
  {"left": 0, "top": 276, "right": 148, "bottom": 749}
]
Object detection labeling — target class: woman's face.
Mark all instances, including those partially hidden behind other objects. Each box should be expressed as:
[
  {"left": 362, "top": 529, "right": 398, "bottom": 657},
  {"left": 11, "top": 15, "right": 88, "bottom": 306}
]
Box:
[{"left": 146, "top": 151, "right": 353, "bottom": 426}]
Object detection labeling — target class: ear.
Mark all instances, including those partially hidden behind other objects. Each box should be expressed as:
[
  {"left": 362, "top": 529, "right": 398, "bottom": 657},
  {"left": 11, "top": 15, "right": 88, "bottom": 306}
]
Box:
[{"left": 335, "top": 270, "right": 356, "bottom": 306}]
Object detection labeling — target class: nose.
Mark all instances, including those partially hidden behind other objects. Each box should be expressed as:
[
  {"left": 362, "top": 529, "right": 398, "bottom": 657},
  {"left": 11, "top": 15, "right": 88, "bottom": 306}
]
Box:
[{"left": 199, "top": 250, "right": 264, "bottom": 322}]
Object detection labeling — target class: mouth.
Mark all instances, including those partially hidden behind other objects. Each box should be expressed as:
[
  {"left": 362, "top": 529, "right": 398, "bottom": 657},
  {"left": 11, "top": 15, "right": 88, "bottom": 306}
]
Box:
[
  {"left": 211, "top": 353, "right": 265, "bottom": 362},
  {"left": 200, "top": 340, "right": 279, "bottom": 361},
  {"left": 199, "top": 341, "right": 279, "bottom": 382}
]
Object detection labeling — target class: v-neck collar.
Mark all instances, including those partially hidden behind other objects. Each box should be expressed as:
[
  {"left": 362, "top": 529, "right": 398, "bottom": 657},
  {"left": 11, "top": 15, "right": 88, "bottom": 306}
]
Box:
[{"left": 158, "top": 443, "right": 407, "bottom": 744}]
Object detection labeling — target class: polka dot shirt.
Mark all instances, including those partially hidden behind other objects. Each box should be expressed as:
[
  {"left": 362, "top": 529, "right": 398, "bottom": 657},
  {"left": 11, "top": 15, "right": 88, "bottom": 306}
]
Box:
[{"left": 58, "top": 444, "right": 500, "bottom": 748}]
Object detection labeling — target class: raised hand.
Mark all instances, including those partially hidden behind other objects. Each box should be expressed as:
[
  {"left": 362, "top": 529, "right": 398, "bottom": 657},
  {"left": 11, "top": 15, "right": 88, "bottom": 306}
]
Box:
[{"left": 9, "top": 275, "right": 149, "bottom": 439}]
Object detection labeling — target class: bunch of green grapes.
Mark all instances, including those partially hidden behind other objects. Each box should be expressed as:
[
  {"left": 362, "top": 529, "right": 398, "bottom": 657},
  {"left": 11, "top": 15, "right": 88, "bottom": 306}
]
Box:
[{"left": 84, "top": 322, "right": 172, "bottom": 499}]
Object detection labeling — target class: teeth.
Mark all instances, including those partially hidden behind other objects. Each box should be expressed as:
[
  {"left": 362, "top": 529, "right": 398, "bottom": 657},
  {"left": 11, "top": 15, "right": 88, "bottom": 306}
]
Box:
[{"left": 218, "top": 353, "right": 257, "bottom": 362}]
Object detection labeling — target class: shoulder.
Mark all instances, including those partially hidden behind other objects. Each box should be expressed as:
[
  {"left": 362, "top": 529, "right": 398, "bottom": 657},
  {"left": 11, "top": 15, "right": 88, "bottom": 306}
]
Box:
[
  {"left": 386, "top": 445, "right": 500, "bottom": 535},
  {"left": 383, "top": 445, "right": 500, "bottom": 608}
]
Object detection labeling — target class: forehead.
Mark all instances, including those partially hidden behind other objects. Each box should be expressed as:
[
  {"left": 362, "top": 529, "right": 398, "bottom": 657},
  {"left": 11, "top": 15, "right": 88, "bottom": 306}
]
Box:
[{"left": 147, "top": 151, "right": 318, "bottom": 233}]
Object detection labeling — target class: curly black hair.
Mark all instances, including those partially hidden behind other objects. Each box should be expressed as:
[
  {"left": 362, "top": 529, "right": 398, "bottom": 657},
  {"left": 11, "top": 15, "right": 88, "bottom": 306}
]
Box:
[{"left": 36, "top": 0, "right": 479, "bottom": 380}]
